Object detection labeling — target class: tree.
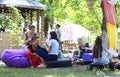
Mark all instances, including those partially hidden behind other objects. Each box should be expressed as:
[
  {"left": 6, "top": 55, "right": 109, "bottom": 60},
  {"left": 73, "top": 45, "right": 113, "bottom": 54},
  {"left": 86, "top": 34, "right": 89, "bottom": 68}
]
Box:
[
  {"left": 9, "top": 7, "right": 24, "bottom": 48},
  {"left": 38, "top": 0, "right": 119, "bottom": 38}
]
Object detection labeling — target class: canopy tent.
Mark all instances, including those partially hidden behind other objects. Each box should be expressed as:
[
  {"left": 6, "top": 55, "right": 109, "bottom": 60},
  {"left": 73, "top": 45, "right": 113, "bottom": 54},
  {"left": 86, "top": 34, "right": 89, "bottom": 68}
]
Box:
[
  {"left": 61, "top": 24, "right": 91, "bottom": 43},
  {"left": 0, "top": 0, "right": 49, "bottom": 33},
  {"left": 0, "top": 0, "right": 49, "bottom": 10},
  {"left": 0, "top": 0, "right": 50, "bottom": 44}
]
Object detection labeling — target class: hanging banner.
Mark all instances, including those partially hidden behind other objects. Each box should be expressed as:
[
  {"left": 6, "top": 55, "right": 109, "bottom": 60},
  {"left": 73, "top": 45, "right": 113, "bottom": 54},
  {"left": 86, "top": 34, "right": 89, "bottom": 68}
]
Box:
[{"left": 103, "top": 0, "right": 118, "bottom": 50}]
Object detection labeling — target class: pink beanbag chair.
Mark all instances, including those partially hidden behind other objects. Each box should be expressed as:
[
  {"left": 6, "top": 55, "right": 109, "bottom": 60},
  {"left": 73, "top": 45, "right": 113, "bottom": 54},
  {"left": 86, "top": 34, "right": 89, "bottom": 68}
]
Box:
[{"left": 1, "top": 48, "right": 30, "bottom": 68}]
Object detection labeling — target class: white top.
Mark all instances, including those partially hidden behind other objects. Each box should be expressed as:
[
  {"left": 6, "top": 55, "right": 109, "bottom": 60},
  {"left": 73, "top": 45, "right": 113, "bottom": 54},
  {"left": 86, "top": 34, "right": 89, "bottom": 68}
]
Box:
[{"left": 47, "top": 39, "right": 59, "bottom": 55}]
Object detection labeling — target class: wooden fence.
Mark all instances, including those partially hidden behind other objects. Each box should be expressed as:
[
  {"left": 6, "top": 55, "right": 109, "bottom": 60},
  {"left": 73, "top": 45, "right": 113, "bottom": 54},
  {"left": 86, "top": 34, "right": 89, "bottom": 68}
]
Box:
[
  {"left": 0, "top": 32, "right": 77, "bottom": 55},
  {"left": 0, "top": 32, "right": 46, "bottom": 55},
  {"left": 0, "top": 32, "right": 12, "bottom": 55}
]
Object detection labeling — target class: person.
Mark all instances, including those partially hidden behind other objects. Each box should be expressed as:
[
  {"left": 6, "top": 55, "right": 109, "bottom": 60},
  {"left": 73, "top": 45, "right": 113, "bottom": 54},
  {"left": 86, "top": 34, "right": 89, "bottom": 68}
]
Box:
[
  {"left": 55, "top": 24, "right": 63, "bottom": 51},
  {"left": 26, "top": 36, "right": 46, "bottom": 68},
  {"left": 92, "top": 36, "right": 112, "bottom": 64},
  {"left": 55, "top": 24, "right": 61, "bottom": 42},
  {"left": 24, "top": 24, "right": 38, "bottom": 46},
  {"left": 37, "top": 31, "right": 59, "bottom": 61},
  {"left": 73, "top": 37, "right": 92, "bottom": 58}
]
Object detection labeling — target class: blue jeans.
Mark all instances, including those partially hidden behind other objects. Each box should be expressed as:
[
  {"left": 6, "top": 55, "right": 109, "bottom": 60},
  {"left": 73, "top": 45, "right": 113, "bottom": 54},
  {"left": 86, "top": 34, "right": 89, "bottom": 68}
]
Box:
[{"left": 37, "top": 48, "right": 58, "bottom": 61}]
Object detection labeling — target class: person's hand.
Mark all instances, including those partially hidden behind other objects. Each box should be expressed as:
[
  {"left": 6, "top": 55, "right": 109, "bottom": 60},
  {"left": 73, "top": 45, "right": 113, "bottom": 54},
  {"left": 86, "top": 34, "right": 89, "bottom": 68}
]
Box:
[
  {"left": 45, "top": 43, "right": 49, "bottom": 47},
  {"left": 33, "top": 53, "right": 36, "bottom": 55},
  {"left": 74, "top": 55, "right": 79, "bottom": 58},
  {"left": 84, "top": 47, "right": 89, "bottom": 51},
  {"left": 28, "top": 38, "right": 31, "bottom": 41}
]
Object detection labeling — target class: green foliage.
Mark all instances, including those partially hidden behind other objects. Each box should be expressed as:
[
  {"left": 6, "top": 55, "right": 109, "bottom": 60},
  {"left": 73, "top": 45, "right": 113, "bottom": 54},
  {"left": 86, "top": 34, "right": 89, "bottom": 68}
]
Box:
[
  {"left": 0, "top": 15, "right": 11, "bottom": 30},
  {"left": 117, "top": 0, "right": 120, "bottom": 27},
  {"left": 116, "top": 1, "right": 120, "bottom": 39},
  {"left": 9, "top": 6, "right": 24, "bottom": 48},
  {"left": 118, "top": 32, "right": 120, "bottom": 39},
  {"left": 38, "top": 0, "right": 102, "bottom": 33},
  {"left": 38, "top": 0, "right": 119, "bottom": 39}
]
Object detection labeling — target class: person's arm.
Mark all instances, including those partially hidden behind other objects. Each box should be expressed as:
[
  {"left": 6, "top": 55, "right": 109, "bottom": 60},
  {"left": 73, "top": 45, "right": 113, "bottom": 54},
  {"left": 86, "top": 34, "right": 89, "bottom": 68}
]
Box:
[
  {"left": 45, "top": 41, "right": 52, "bottom": 53},
  {"left": 24, "top": 33, "right": 31, "bottom": 45},
  {"left": 84, "top": 43, "right": 92, "bottom": 51},
  {"left": 103, "top": 45, "right": 113, "bottom": 60},
  {"left": 58, "top": 29, "right": 61, "bottom": 38},
  {"left": 77, "top": 46, "right": 81, "bottom": 57},
  {"left": 28, "top": 55, "right": 33, "bottom": 68},
  {"left": 84, "top": 47, "right": 92, "bottom": 51},
  {"left": 77, "top": 50, "right": 81, "bottom": 57},
  {"left": 39, "top": 57, "right": 46, "bottom": 65},
  {"left": 45, "top": 43, "right": 51, "bottom": 52},
  {"left": 36, "top": 55, "right": 46, "bottom": 65}
]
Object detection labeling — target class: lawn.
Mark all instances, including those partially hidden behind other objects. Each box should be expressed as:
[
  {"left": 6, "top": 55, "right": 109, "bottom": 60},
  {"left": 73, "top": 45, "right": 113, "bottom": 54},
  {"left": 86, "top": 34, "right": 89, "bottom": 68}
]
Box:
[{"left": 0, "top": 61, "right": 120, "bottom": 77}]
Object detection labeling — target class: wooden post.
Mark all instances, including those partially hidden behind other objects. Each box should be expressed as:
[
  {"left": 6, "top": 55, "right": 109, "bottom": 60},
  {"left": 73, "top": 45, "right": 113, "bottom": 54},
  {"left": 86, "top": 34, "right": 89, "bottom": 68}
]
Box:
[
  {"left": 30, "top": 10, "right": 33, "bottom": 24},
  {"left": 40, "top": 10, "right": 45, "bottom": 45},
  {"left": 37, "top": 10, "right": 39, "bottom": 33}
]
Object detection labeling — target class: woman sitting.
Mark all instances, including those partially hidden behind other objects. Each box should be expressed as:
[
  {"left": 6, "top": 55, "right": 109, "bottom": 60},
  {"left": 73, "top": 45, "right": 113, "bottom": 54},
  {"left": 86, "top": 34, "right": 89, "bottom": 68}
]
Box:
[
  {"left": 26, "top": 36, "right": 46, "bottom": 68},
  {"left": 73, "top": 37, "right": 92, "bottom": 58},
  {"left": 37, "top": 31, "right": 59, "bottom": 61},
  {"left": 93, "top": 36, "right": 112, "bottom": 64}
]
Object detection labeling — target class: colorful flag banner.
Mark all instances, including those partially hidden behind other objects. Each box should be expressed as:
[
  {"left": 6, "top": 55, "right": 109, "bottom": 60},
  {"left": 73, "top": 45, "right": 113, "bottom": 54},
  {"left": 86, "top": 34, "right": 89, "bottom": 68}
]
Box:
[{"left": 103, "top": 0, "right": 118, "bottom": 50}]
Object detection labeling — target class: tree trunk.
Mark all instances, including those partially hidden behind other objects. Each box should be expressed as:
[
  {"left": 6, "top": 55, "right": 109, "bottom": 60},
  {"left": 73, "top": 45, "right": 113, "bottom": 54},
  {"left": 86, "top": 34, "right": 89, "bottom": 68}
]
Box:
[{"left": 101, "top": 0, "right": 108, "bottom": 48}]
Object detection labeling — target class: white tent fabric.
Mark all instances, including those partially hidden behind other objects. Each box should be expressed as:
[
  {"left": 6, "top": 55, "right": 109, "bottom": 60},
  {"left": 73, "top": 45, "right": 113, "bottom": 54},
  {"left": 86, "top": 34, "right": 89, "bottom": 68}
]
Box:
[{"left": 61, "top": 24, "right": 90, "bottom": 43}]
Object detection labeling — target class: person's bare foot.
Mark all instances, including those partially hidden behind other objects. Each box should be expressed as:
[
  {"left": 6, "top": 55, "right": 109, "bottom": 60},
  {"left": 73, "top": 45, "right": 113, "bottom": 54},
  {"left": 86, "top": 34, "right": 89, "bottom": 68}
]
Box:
[
  {"left": 31, "top": 66, "right": 34, "bottom": 68},
  {"left": 37, "top": 64, "right": 46, "bottom": 68}
]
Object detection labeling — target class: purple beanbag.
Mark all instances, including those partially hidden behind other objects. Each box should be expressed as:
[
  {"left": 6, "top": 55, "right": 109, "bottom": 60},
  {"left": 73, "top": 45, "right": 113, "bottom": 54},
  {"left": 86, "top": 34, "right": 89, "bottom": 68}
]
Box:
[
  {"left": 83, "top": 53, "right": 93, "bottom": 62},
  {"left": 1, "top": 48, "right": 30, "bottom": 68}
]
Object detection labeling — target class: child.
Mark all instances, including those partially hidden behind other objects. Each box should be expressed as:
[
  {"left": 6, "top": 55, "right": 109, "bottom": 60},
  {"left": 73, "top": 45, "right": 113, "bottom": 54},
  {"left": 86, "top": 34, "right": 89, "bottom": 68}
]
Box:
[{"left": 26, "top": 36, "right": 46, "bottom": 68}]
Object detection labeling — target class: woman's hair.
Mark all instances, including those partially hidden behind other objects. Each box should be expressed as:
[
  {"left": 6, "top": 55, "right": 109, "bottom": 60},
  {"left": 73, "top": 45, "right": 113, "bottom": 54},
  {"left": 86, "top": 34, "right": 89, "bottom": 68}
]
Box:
[
  {"left": 50, "top": 31, "right": 58, "bottom": 42},
  {"left": 56, "top": 24, "right": 60, "bottom": 28},
  {"left": 31, "top": 36, "right": 39, "bottom": 42},
  {"left": 93, "top": 36, "right": 103, "bottom": 58},
  {"left": 29, "top": 25, "right": 35, "bottom": 30}
]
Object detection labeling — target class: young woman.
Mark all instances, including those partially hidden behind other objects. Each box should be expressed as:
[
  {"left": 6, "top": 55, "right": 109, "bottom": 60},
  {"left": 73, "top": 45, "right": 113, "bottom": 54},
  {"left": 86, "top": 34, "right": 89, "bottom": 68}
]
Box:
[
  {"left": 93, "top": 36, "right": 112, "bottom": 64},
  {"left": 37, "top": 31, "right": 59, "bottom": 61},
  {"left": 26, "top": 36, "right": 46, "bottom": 68},
  {"left": 24, "top": 25, "right": 38, "bottom": 46}
]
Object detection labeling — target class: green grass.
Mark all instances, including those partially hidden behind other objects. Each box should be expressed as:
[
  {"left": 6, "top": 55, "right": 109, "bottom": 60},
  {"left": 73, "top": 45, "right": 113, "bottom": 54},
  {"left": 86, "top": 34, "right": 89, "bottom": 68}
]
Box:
[
  {"left": 0, "top": 64, "right": 120, "bottom": 77},
  {"left": 0, "top": 60, "right": 120, "bottom": 77}
]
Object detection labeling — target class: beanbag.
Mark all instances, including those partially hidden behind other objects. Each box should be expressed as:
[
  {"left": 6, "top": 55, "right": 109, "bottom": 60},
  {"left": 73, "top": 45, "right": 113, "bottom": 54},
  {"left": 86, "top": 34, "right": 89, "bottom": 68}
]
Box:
[
  {"left": 1, "top": 48, "right": 30, "bottom": 68},
  {"left": 83, "top": 53, "right": 93, "bottom": 62}
]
